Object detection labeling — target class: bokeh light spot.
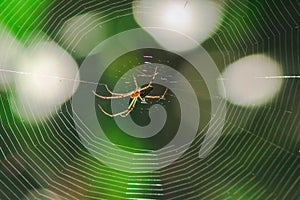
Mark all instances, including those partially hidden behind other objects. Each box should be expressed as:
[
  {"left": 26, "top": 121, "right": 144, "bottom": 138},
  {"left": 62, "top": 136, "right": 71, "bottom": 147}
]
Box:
[
  {"left": 12, "top": 41, "right": 79, "bottom": 121},
  {"left": 219, "top": 54, "right": 283, "bottom": 106},
  {"left": 133, "top": 0, "right": 224, "bottom": 51}
]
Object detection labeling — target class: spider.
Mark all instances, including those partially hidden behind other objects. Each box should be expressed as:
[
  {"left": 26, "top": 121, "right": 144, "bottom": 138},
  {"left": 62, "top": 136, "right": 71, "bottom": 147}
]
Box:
[{"left": 92, "top": 67, "right": 168, "bottom": 117}]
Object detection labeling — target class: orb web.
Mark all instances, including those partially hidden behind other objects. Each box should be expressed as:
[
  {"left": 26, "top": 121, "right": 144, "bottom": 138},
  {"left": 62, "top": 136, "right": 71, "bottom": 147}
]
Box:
[{"left": 0, "top": 0, "right": 299, "bottom": 200}]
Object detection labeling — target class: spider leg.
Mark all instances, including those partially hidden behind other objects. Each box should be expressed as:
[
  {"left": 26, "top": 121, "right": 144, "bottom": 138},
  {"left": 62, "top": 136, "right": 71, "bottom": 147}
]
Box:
[
  {"left": 145, "top": 88, "right": 168, "bottom": 99},
  {"left": 139, "top": 96, "right": 147, "bottom": 104},
  {"left": 120, "top": 108, "right": 133, "bottom": 117},
  {"left": 98, "top": 105, "right": 131, "bottom": 117},
  {"left": 133, "top": 75, "right": 138, "bottom": 90},
  {"left": 151, "top": 66, "right": 158, "bottom": 82},
  {"left": 146, "top": 96, "right": 163, "bottom": 99},
  {"left": 140, "top": 66, "right": 158, "bottom": 90},
  {"left": 102, "top": 84, "right": 130, "bottom": 96},
  {"left": 161, "top": 88, "right": 168, "bottom": 98},
  {"left": 92, "top": 90, "right": 132, "bottom": 99},
  {"left": 121, "top": 97, "right": 138, "bottom": 117},
  {"left": 98, "top": 98, "right": 138, "bottom": 117},
  {"left": 145, "top": 95, "right": 161, "bottom": 99},
  {"left": 149, "top": 66, "right": 158, "bottom": 85},
  {"left": 128, "top": 97, "right": 138, "bottom": 110}
]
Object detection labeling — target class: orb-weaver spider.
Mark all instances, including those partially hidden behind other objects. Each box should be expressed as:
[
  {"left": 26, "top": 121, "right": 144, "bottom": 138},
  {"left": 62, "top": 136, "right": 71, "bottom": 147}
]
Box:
[{"left": 92, "top": 67, "right": 168, "bottom": 117}]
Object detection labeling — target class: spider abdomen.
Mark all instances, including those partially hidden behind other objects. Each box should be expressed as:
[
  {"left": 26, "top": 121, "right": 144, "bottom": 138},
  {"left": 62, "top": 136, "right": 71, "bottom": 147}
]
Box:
[{"left": 131, "top": 91, "right": 140, "bottom": 98}]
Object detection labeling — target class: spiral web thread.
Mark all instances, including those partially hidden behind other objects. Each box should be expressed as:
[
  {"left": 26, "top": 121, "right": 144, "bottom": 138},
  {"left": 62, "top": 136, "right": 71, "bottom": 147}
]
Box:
[{"left": 0, "top": 0, "right": 299, "bottom": 199}]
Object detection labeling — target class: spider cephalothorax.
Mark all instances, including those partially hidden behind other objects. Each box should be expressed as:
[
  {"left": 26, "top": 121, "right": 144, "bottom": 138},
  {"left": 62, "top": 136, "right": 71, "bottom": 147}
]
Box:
[{"left": 93, "top": 67, "right": 167, "bottom": 117}]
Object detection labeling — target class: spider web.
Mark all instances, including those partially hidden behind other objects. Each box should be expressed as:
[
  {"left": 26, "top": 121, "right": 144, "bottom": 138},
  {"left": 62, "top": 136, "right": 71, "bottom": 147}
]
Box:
[{"left": 0, "top": 0, "right": 300, "bottom": 199}]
